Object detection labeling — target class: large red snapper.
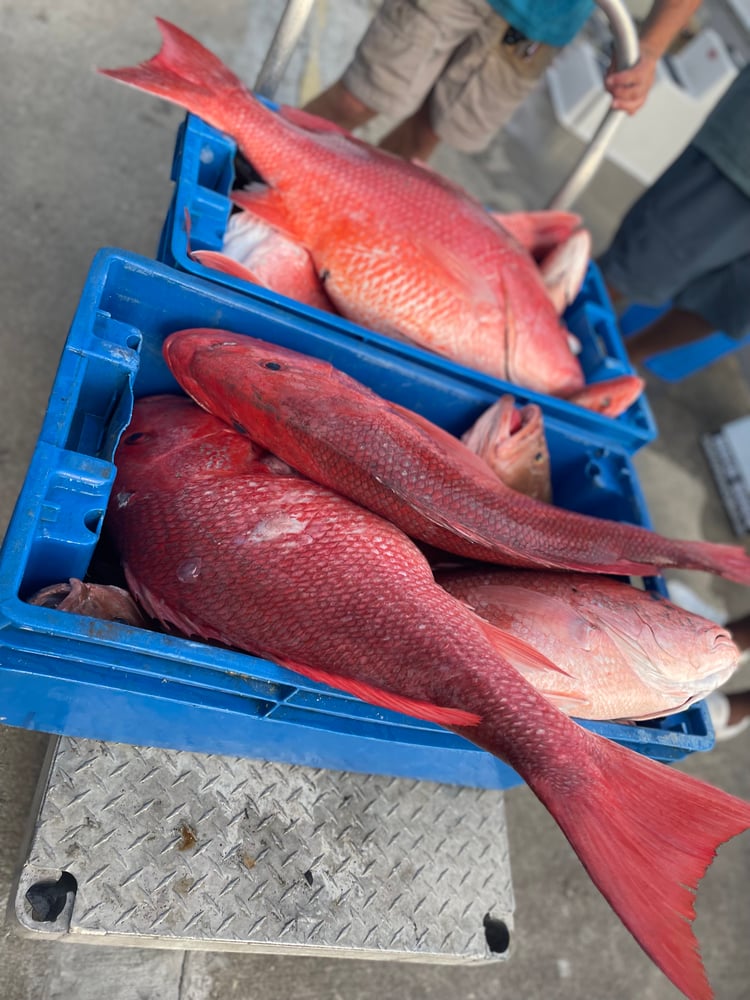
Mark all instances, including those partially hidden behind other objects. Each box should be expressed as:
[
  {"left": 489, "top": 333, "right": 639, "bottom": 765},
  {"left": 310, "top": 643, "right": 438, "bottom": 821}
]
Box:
[
  {"left": 99, "top": 19, "right": 637, "bottom": 408},
  {"left": 162, "top": 329, "right": 750, "bottom": 585},
  {"left": 436, "top": 568, "right": 740, "bottom": 721},
  {"left": 106, "top": 393, "right": 750, "bottom": 1000}
]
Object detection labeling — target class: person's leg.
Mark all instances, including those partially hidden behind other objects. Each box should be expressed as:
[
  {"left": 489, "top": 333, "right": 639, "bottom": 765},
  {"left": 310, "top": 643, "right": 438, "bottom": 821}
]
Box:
[
  {"left": 302, "top": 0, "right": 486, "bottom": 156},
  {"left": 425, "top": 18, "right": 558, "bottom": 157},
  {"left": 599, "top": 147, "right": 750, "bottom": 308},
  {"left": 625, "top": 308, "right": 714, "bottom": 366},
  {"left": 378, "top": 99, "right": 440, "bottom": 160},
  {"left": 727, "top": 613, "right": 750, "bottom": 653},
  {"left": 706, "top": 612, "right": 750, "bottom": 739}
]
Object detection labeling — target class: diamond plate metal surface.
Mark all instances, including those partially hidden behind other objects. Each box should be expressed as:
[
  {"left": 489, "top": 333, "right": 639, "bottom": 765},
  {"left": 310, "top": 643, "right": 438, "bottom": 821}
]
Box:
[{"left": 13, "top": 738, "right": 514, "bottom": 962}]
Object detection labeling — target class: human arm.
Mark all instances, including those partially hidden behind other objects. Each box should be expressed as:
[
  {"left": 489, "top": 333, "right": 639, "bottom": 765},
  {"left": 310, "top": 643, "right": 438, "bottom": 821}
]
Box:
[{"left": 604, "top": 0, "right": 704, "bottom": 114}]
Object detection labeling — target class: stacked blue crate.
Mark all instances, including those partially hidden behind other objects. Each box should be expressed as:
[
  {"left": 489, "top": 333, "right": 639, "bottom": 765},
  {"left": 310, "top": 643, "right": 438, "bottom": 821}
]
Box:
[
  {"left": 0, "top": 250, "right": 714, "bottom": 791},
  {"left": 157, "top": 114, "right": 658, "bottom": 453}
]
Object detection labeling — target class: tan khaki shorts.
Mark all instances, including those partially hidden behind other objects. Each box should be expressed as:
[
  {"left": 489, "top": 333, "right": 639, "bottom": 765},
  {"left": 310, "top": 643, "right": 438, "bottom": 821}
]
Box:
[{"left": 341, "top": 0, "right": 559, "bottom": 153}]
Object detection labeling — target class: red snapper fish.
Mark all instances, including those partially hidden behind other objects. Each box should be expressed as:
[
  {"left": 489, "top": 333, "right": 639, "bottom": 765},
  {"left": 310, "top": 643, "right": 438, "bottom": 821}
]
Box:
[
  {"left": 436, "top": 568, "right": 740, "bottom": 721},
  {"left": 162, "top": 328, "right": 750, "bottom": 585},
  {"left": 99, "top": 19, "right": 641, "bottom": 413},
  {"left": 106, "top": 393, "right": 750, "bottom": 1000},
  {"left": 460, "top": 394, "right": 551, "bottom": 502}
]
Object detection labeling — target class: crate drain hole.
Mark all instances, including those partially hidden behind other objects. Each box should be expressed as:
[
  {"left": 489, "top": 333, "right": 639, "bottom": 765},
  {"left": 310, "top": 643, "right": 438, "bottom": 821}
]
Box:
[
  {"left": 26, "top": 871, "right": 78, "bottom": 922},
  {"left": 483, "top": 913, "right": 510, "bottom": 953},
  {"left": 84, "top": 509, "right": 103, "bottom": 533}
]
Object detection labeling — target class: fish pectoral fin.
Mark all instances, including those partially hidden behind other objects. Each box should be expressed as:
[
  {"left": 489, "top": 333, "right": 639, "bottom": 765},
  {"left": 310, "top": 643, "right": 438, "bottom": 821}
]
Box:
[
  {"left": 231, "top": 185, "right": 302, "bottom": 243},
  {"left": 190, "top": 249, "right": 264, "bottom": 286},
  {"left": 472, "top": 615, "right": 575, "bottom": 678},
  {"left": 491, "top": 210, "right": 583, "bottom": 257},
  {"left": 538, "top": 230, "right": 592, "bottom": 314},
  {"left": 315, "top": 222, "right": 499, "bottom": 322},
  {"left": 455, "top": 583, "right": 597, "bottom": 651},
  {"left": 275, "top": 658, "right": 482, "bottom": 727}
]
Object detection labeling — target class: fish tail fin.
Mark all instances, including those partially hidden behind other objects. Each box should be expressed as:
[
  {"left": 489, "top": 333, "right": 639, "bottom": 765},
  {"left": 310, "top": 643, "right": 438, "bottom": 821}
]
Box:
[
  {"left": 680, "top": 539, "right": 750, "bottom": 585},
  {"left": 532, "top": 734, "right": 750, "bottom": 999},
  {"left": 99, "top": 18, "right": 251, "bottom": 131}
]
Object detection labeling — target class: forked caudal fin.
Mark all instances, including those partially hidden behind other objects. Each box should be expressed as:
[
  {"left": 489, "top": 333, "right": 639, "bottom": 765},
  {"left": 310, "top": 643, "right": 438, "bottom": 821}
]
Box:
[
  {"left": 98, "top": 18, "right": 255, "bottom": 133},
  {"left": 531, "top": 733, "right": 750, "bottom": 999}
]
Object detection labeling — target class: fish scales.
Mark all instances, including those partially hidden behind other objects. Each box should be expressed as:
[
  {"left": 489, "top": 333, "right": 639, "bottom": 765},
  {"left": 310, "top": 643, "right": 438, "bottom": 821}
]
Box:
[
  {"left": 99, "top": 19, "right": 584, "bottom": 395},
  {"left": 164, "top": 329, "right": 750, "bottom": 584},
  {"left": 106, "top": 394, "right": 750, "bottom": 1000}
]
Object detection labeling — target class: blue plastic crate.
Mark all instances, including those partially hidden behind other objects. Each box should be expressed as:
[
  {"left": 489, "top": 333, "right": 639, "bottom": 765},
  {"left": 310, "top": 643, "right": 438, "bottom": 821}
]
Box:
[
  {"left": 619, "top": 303, "right": 750, "bottom": 382},
  {"left": 0, "top": 249, "right": 712, "bottom": 790},
  {"left": 156, "top": 114, "right": 657, "bottom": 454}
]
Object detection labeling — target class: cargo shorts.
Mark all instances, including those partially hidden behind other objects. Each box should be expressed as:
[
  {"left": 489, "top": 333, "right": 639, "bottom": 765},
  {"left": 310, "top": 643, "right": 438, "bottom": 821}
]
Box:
[
  {"left": 599, "top": 145, "right": 750, "bottom": 339},
  {"left": 341, "top": 0, "right": 559, "bottom": 153}
]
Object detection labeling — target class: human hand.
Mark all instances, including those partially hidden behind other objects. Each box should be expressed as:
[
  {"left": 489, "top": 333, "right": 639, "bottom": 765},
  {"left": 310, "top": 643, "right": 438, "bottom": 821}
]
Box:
[{"left": 604, "top": 48, "right": 659, "bottom": 114}]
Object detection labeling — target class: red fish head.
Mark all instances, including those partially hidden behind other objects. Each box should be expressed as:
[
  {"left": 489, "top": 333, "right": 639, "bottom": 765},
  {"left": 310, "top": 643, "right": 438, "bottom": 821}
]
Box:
[
  {"left": 115, "top": 393, "right": 267, "bottom": 486},
  {"left": 163, "top": 329, "right": 351, "bottom": 443}
]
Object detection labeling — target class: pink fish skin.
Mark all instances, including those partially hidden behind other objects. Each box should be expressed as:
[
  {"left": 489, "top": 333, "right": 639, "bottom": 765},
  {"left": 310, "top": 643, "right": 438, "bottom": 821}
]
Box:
[
  {"left": 99, "top": 19, "right": 585, "bottom": 397},
  {"left": 106, "top": 393, "right": 750, "bottom": 1000},
  {"left": 436, "top": 568, "right": 739, "bottom": 721},
  {"left": 163, "top": 329, "right": 750, "bottom": 585},
  {"left": 460, "top": 395, "right": 551, "bottom": 502}
]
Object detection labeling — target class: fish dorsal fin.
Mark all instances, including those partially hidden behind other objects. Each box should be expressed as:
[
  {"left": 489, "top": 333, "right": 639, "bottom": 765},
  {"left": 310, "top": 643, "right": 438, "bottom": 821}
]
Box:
[
  {"left": 275, "top": 657, "right": 481, "bottom": 727},
  {"left": 231, "top": 185, "right": 301, "bottom": 243}
]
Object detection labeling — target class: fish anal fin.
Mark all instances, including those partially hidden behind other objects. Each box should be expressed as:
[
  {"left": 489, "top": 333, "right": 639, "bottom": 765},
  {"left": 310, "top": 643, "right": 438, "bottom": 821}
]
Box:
[{"left": 277, "top": 658, "right": 482, "bottom": 727}]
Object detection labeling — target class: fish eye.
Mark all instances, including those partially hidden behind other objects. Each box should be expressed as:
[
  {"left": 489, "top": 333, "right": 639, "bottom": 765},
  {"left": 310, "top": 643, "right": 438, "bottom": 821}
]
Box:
[
  {"left": 260, "top": 361, "right": 283, "bottom": 371},
  {"left": 124, "top": 432, "right": 146, "bottom": 445}
]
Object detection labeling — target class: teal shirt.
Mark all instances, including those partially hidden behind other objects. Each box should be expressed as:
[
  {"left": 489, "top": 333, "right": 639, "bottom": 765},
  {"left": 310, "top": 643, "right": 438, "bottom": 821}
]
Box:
[
  {"left": 692, "top": 64, "right": 750, "bottom": 201},
  {"left": 487, "top": 0, "right": 596, "bottom": 47}
]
